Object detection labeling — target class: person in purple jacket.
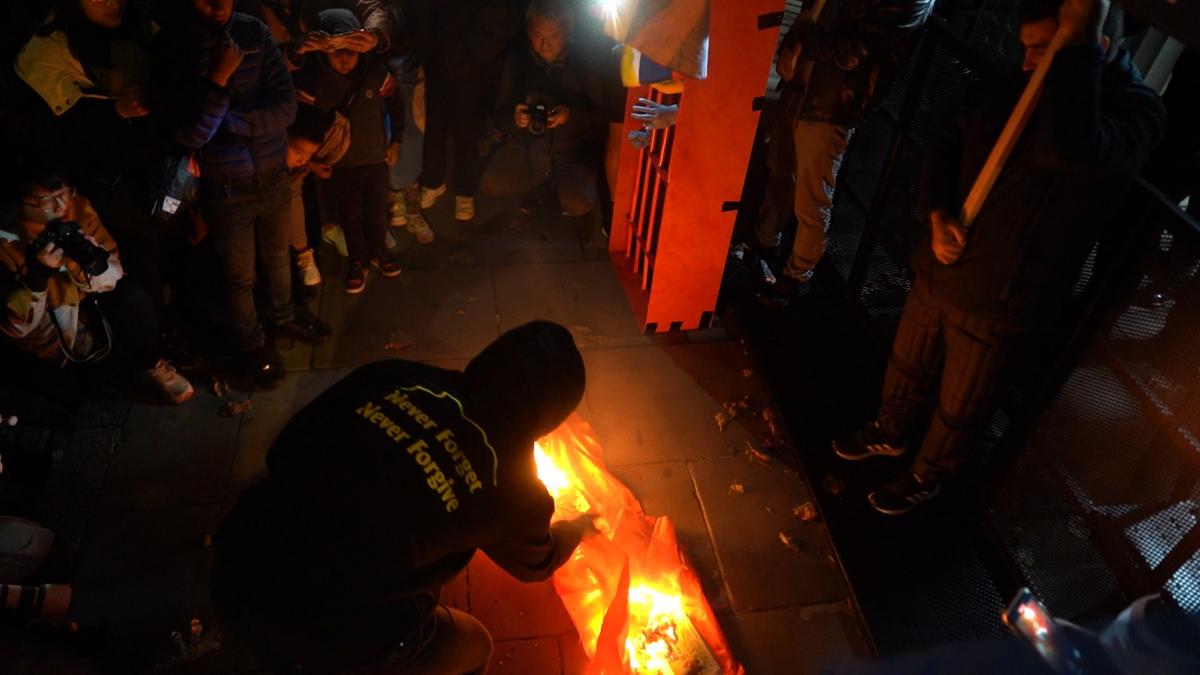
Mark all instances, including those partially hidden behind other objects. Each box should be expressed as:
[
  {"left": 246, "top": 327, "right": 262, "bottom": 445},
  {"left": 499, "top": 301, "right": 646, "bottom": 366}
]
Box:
[{"left": 153, "top": 0, "right": 331, "bottom": 388}]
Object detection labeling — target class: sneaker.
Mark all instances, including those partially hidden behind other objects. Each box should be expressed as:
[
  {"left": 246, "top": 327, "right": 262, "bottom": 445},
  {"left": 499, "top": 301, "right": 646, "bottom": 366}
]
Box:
[
  {"left": 407, "top": 212, "right": 435, "bottom": 244},
  {"left": 420, "top": 184, "right": 446, "bottom": 209},
  {"left": 384, "top": 227, "right": 399, "bottom": 250},
  {"left": 322, "top": 224, "right": 349, "bottom": 257},
  {"left": 758, "top": 274, "right": 811, "bottom": 309},
  {"left": 390, "top": 195, "right": 408, "bottom": 227},
  {"left": 274, "top": 308, "right": 332, "bottom": 344},
  {"left": 145, "top": 359, "right": 194, "bottom": 404},
  {"left": 454, "top": 195, "right": 475, "bottom": 221},
  {"left": 833, "top": 421, "right": 908, "bottom": 461},
  {"left": 295, "top": 248, "right": 322, "bottom": 287},
  {"left": 868, "top": 472, "right": 942, "bottom": 516},
  {"left": 345, "top": 261, "right": 368, "bottom": 294},
  {"left": 239, "top": 347, "right": 286, "bottom": 389},
  {"left": 371, "top": 256, "right": 402, "bottom": 278}
]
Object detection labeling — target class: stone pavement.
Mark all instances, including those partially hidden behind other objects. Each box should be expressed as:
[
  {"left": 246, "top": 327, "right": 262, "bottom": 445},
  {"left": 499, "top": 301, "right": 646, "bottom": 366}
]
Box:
[{"left": 32, "top": 195, "right": 872, "bottom": 674}]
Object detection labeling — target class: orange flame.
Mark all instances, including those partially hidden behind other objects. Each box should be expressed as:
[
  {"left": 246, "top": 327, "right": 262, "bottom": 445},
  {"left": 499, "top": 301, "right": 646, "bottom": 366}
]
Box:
[{"left": 535, "top": 416, "right": 743, "bottom": 675}]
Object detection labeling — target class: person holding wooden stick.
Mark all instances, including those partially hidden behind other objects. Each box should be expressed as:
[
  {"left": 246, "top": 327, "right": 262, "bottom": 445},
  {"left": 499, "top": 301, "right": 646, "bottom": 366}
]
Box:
[{"left": 833, "top": 0, "right": 1165, "bottom": 515}]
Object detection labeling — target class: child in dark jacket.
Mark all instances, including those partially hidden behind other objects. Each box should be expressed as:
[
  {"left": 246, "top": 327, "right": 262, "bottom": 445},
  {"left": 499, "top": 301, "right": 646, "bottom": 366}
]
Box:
[{"left": 294, "top": 8, "right": 404, "bottom": 294}]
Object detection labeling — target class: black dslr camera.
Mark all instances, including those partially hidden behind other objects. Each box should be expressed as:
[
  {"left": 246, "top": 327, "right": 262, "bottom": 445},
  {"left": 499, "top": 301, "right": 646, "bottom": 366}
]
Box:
[
  {"left": 31, "top": 219, "right": 109, "bottom": 277},
  {"left": 527, "top": 101, "right": 551, "bottom": 136}
]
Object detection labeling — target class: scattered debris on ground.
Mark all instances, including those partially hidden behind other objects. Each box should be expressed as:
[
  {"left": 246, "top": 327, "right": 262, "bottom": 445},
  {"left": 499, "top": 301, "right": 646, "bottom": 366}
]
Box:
[
  {"left": 778, "top": 532, "right": 802, "bottom": 552},
  {"left": 745, "top": 441, "right": 773, "bottom": 467},
  {"left": 211, "top": 378, "right": 230, "bottom": 398},
  {"left": 384, "top": 329, "right": 413, "bottom": 352},
  {"left": 793, "top": 502, "right": 819, "bottom": 522},
  {"left": 741, "top": 368, "right": 754, "bottom": 378},
  {"left": 822, "top": 474, "right": 847, "bottom": 497},
  {"left": 219, "top": 400, "right": 253, "bottom": 418},
  {"left": 728, "top": 482, "right": 745, "bottom": 496}
]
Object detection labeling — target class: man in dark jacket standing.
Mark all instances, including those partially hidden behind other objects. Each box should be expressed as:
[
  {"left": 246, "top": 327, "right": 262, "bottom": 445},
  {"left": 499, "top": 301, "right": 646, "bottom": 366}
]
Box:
[
  {"left": 757, "top": 0, "right": 933, "bottom": 306},
  {"left": 833, "top": 0, "right": 1166, "bottom": 515},
  {"left": 155, "top": 0, "right": 330, "bottom": 387},
  {"left": 212, "top": 321, "right": 597, "bottom": 673}
]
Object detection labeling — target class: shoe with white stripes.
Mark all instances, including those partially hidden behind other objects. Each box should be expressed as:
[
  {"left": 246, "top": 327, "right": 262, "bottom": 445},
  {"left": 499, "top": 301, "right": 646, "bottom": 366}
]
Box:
[
  {"left": 868, "top": 472, "right": 942, "bottom": 516},
  {"left": 833, "top": 421, "right": 907, "bottom": 461}
]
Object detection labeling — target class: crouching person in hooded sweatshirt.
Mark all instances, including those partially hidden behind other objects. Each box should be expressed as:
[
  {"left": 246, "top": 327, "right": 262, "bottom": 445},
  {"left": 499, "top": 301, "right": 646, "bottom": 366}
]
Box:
[
  {"left": 212, "top": 321, "right": 597, "bottom": 673},
  {"left": 0, "top": 169, "right": 193, "bottom": 404}
]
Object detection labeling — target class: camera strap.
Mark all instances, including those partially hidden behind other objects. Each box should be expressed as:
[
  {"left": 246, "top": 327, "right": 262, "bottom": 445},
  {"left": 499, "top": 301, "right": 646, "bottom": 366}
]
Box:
[{"left": 46, "top": 291, "right": 113, "bottom": 365}]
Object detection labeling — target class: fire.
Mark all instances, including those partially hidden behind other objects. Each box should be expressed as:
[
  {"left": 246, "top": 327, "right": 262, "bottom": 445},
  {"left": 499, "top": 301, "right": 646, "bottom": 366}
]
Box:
[{"left": 533, "top": 416, "right": 743, "bottom": 675}]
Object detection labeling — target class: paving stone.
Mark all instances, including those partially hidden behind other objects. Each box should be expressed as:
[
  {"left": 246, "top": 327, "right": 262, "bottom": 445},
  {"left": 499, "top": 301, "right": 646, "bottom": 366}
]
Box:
[
  {"left": 229, "top": 367, "right": 354, "bottom": 494},
  {"left": 72, "top": 391, "right": 132, "bottom": 430},
  {"left": 581, "top": 345, "right": 764, "bottom": 466},
  {"left": 35, "top": 427, "right": 121, "bottom": 560},
  {"left": 101, "top": 392, "right": 241, "bottom": 509},
  {"left": 690, "top": 457, "right": 849, "bottom": 612},
  {"left": 69, "top": 504, "right": 227, "bottom": 631},
  {"left": 494, "top": 261, "right": 650, "bottom": 350},
  {"left": 609, "top": 461, "right": 730, "bottom": 613},
  {"left": 718, "top": 603, "right": 872, "bottom": 675},
  {"left": 312, "top": 266, "right": 498, "bottom": 366},
  {"left": 492, "top": 638, "right": 564, "bottom": 675},
  {"left": 469, "top": 553, "right": 575, "bottom": 641}
]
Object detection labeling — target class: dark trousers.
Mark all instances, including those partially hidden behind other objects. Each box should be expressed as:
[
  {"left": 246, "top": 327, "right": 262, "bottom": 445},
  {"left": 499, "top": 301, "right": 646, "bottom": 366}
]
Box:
[
  {"left": 479, "top": 137, "right": 597, "bottom": 217},
  {"left": 421, "top": 68, "right": 487, "bottom": 196},
  {"left": 326, "top": 163, "right": 390, "bottom": 263},
  {"left": 94, "top": 277, "right": 163, "bottom": 370},
  {"left": 85, "top": 173, "right": 171, "bottom": 308},
  {"left": 877, "top": 281, "right": 1031, "bottom": 480},
  {"left": 200, "top": 167, "right": 294, "bottom": 352}
]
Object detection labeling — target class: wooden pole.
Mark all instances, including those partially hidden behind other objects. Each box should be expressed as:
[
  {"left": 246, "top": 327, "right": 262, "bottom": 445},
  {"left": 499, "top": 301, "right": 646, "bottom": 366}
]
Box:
[{"left": 960, "top": 24, "right": 1071, "bottom": 229}]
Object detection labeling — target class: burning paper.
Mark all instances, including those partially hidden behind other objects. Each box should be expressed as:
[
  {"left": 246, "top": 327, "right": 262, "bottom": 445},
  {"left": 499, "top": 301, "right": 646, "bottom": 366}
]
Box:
[{"left": 535, "top": 416, "right": 743, "bottom": 674}]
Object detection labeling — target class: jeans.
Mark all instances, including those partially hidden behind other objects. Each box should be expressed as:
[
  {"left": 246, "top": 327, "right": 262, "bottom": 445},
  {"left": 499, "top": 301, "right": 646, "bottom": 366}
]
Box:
[
  {"left": 326, "top": 163, "right": 391, "bottom": 262},
  {"left": 388, "top": 63, "right": 425, "bottom": 191},
  {"left": 287, "top": 173, "right": 309, "bottom": 251},
  {"left": 200, "top": 166, "right": 294, "bottom": 352},
  {"left": 479, "top": 137, "right": 597, "bottom": 216},
  {"left": 877, "top": 281, "right": 1031, "bottom": 480},
  {"left": 756, "top": 114, "right": 851, "bottom": 281},
  {"left": 351, "top": 606, "right": 493, "bottom": 675}
]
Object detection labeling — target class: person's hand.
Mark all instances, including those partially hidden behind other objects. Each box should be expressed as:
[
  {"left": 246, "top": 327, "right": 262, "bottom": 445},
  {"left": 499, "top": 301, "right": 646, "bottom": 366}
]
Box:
[
  {"left": 293, "top": 30, "right": 330, "bottom": 55},
  {"left": 776, "top": 42, "right": 801, "bottom": 81},
  {"left": 35, "top": 241, "right": 66, "bottom": 270},
  {"left": 308, "top": 159, "right": 333, "bottom": 179},
  {"left": 628, "top": 129, "right": 651, "bottom": 149},
  {"left": 547, "top": 105, "right": 570, "bottom": 129},
  {"left": 209, "top": 32, "right": 245, "bottom": 88},
  {"left": 514, "top": 103, "right": 532, "bottom": 129},
  {"left": 1059, "top": 0, "right": 1110, "bottom": 46},
  {"left": 115, "top": 86, "right": 149, "bottom": 119},
  {"left": 0, "top": 413, "right": 16, "bottom": 427},
  {"left": 930, "top": 209, "right": 967, "bottom": 265},
  {"left": 631, "top": 98, "right": 677, "bottom": 130},
  {"left": 386, "top": 141, "right": 402, "bottom": 167},
  {"left": 335, "top": 29, "right": 379, "bottom": 53}
]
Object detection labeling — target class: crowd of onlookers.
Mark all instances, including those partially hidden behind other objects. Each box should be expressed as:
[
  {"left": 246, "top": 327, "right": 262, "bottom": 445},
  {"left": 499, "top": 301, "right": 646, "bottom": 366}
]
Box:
[{"left": 0, "top": 0, "right": 624, "bottom": 405}]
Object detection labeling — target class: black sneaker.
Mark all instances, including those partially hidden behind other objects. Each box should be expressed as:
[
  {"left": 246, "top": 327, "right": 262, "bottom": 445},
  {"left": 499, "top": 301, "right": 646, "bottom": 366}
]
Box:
[
  {"left": 239, "top": 347, "right": 286, "bottom": 389},
  {"left": 868, "top": 472, "right": 942, "bottom": 516},
  {"left": 758, "top": 274, "right": 810, "bottom": 308},
  {"left": 833, "top": 421, "right": 908, "bottom": 461},
  {"left": 274, "top": 308, "right": 332, "bottom": 344}
]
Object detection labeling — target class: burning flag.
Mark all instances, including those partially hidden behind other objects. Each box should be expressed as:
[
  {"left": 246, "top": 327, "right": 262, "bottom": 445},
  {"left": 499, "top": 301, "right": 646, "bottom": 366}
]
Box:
[{"left": 535, "top": 416, "right": 743, "bottom": 674}]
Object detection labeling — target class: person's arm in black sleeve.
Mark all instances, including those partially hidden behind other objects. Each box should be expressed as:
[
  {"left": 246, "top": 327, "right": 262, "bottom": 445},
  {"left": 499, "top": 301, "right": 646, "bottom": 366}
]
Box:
[
  {"left": 492, "top": 51, "right": 523, "bottom": 135},
  {"left": 225, "top": 26, "right": 298, "bottom": 137},
  {"left": 790, "top": 0, "right": 933, "bottom": 71},
  {"left": 484, "top": 512, "right": 597, "bottom": 582},
  {"left": 1035, "top": 45, "right": 1166, "bottom": 174}
]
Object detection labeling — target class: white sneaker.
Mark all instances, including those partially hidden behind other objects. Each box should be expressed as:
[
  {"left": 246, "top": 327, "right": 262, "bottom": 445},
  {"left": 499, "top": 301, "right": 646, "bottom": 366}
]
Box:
[
  {"left": 322, "top": 224, "right": 349, "bottom": 258},
  {"left": 454, "top": 195, "right": 475, "bottom": 221},
  {"left": 296, "top": 248, "right": 322, "bottom": 286},
  {"left": 146, "top": 359, "right": 193, "bottom": 404},
  {"left": 407, "top": 212, "right": 435, "bottom": 244},
  {"left": 420, "top": 184, "right": 446, "bottom": 209},
  {"left": 390, "top": 196, "right": 408, "bottom": 227}
]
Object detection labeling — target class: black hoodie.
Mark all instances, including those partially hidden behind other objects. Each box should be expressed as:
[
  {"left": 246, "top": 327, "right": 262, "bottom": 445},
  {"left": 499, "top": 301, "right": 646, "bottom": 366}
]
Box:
[{"left": 212, "top": 321, "right": 585, "bottom": 672}]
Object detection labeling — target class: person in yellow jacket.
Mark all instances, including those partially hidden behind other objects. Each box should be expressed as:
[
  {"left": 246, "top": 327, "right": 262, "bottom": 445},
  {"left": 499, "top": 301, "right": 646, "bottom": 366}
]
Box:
[{"left": 1, "top": 170, "right": 193, "bottom": 404}]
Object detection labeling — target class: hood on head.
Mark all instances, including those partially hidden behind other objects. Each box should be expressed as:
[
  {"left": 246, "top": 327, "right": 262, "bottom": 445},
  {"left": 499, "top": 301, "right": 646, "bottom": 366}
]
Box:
[
  {"left": 464, "top": 321, "right": 584, "bottom": 445},
  {"left": 316, "top": 8, "right": 361, "bottom": 35}
]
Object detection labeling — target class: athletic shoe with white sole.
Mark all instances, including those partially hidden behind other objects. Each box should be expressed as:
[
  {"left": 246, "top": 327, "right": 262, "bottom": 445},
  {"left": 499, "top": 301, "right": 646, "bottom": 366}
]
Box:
[
  {"left": 407, "top": 212, "right": 435, "bottom": 244},
  {"left": 146, "top": 359, "right": 194, "bottom": 404},
  {"left": 868, "top": 472, "right": 942, "bottom": 516},
  {"left": 454, "top": 195, "right": 475, "bottom": 221},
  {"left": 296, "top": 248, "right": 322, "bottom": 286},
  {"left": 420, "top": 184, "right": 446, "bottom": 209},
  {"left": 322, "top": 224, "right": 349, "bottom": 257},
  {"left": 390, "top": 196, "right": 408, "bottom": 227},
  {"left": 833, "top": 421, "right": 908, "bottom": 461}
]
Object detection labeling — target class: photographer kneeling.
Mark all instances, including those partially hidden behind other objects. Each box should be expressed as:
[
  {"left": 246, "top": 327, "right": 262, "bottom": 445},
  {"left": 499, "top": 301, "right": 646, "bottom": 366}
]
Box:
[
  {"left": 0, "top": 170, "right": 193, "bottom": 404},
  {"left": 479, "top": 0, "right": 607, "bottom": 218}
]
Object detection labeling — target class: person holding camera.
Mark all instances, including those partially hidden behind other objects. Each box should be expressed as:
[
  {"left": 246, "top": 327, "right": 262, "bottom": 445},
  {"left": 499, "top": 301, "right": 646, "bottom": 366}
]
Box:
[
  {"left": 478, "top": 0, "right": 608, "bottom": 218},
  {"left": 0, "top": 172, "right": 194, "bottom": 404}
]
